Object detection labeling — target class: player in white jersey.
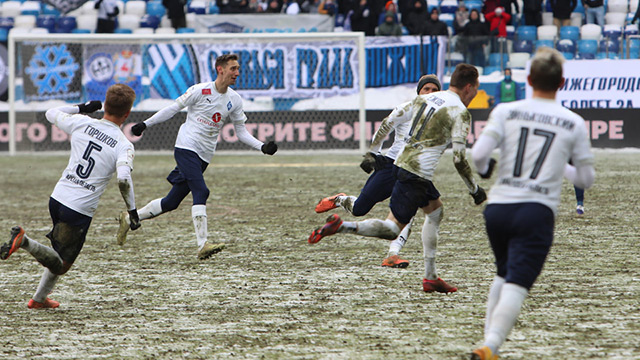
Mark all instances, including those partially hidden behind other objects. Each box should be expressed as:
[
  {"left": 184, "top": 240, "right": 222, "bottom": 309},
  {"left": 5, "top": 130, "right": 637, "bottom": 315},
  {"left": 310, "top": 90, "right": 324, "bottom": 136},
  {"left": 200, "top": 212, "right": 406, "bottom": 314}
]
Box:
[
  {"left": 0, "top": 84, "right": 140, "bottom": 309},
  {"left": 314, "top": 74, "right": 442, "bottom": 269},
  {"left": 469, "top": 48, "right": 595, "bottom": 360},
  {"left": 308, "top": 64, "right": 487, "bottom": 293},
  {"left": 121, "top": 54, "right": 278, "bottom": 260}
]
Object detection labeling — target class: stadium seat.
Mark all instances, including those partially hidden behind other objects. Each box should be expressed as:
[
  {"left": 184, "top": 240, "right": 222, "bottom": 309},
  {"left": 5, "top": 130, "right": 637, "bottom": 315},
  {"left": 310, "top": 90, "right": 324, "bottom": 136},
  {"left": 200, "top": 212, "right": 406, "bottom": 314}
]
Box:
[
  {"left": 208, "top": 3, "right": 220, "bottom": 14},
  {"left": 0, "top": 28, "right": 8, "bottom": 42},
  {"left": 14, "top": 15, "right": 36, "bottom": 28},
  {"left": 631, "top": 0, "right": 639, "bottom": 13},
  {"left": 401, "top": 26, "right": 409, "bottom": 35},
  {"left": 439, "top": 13, "right": 455, "bottom": 28},
  {"left": 186, "top": 12, "right": 197, "bottom": 28},
  {"left": 624, "top": 24, "right": 639, "bottom": 37},
  {"left": 513, "top": 39, "right": 534, "bottom": 53},
  {"left": 160, "top": 15, "right": 172, "bottom": 28},
  {"left": 605, "top": 12, "right": 627, "bottom": 26},
  {"left": 581, "top": 24, "right": 602, "bottom": 40},
  {"left": 76, "top": 14, "right": 97, "bottom": 31},
  {"left": 118, "top": 14, "right": 141, "bottom": 30},
  {"left": 556, "top": 39, "right": 576, "bottom": 53},
  {"left": 146, "top": 1, "right": 166, "bottom": 17},
  {"left": 474, "top": 65, "right": 484, "bottom": 75},
  {"left": 573, "top": 1, "right": 585, "bottom": 14},
  {"left": 562, "top": 51, "right": 575, "bottom": 59},
  {"left": 483, "top": 65, "right": 502, "bottom": 74},
  {"left": 570, "top": 12, "right": 583, "bottom": 27},
  {"left": 187, "top": 0, "right": 206, "bottom": 14},
  {"left": 72, "top": 28, "right": 91, "bottom": 33},
  {"left": 114, "top": 28, "right": 133, "bottom": 33},
  {"left": 36, "top": 15, "right": 56, "bottom": 32},
  {"left": 603, "top": 24, "right": 622, "bottom": 39},
  {"left": 535, "top": 39, "right": 555, "bottom": 50},
  {"left": 155, "top": 27, "right": 175, "bottom": 34},
  {"left": 560, "top": 26, "right": 580, "bottom": 41},
  {"left": 133, "top": 27, "right": 154, "bottom": 34},
  {"left": 0, "top": 17, "right": 15, "bottom": 31},
  {"left": 2, "top": 1, "right": 22, "bottom": 17},
  {"left": 41, "top": 4, "right": 61, "bottom": 16},
  {"left": 176, "top": 27, "right": 195, "bottom": 33},
  {"left": 30, "top": 27, "right": 49, "bottom": 34},
  {"left": 516, "top": 25, "right": 537, "bottom": 41},
  {"left": 125, "top": 0, "right": 146, "bottom": 16},
  {"left": 506, "top": 25, "right": 515, "bottom": 39},
  {"left": 56, "top": 16, "right": 77, "bottom": 33},
  {"left": 542, "top": 12, "right": 554, "bottom": 26},
  {"left": 607, "top": 0, "right": 628, "bottom": 13},
  {"left": 139, "top": 14, "right": 160, "bottom": 29},
  {"left": 440, "top": 0, "right": 458, "bottom": 14},
  {"left": 488, "top": 52, "right": 509, "bottom": 66},
  {"left": 509, "top": 52, "right": 531, "bottom": 68},
  {"left": 596, "top": 51, "right": 617, "bottom": 59},
  {"left": 599, "top": 38, "right": 620, "bottom": 53},
  {"left": 80, "top": 1, "right": 98, "bottom": 15},
  {"left": 447, "top": 51, "right": 464, "bottom": 66},
  {"left": 465, "top": 0, "right": 482, "bottom": 12},
  {"left": 537, "top": 25, "right": 558, "bottom": 40},
  {"left": 577, "top": 39, "right": 598, "bottom": 57}
]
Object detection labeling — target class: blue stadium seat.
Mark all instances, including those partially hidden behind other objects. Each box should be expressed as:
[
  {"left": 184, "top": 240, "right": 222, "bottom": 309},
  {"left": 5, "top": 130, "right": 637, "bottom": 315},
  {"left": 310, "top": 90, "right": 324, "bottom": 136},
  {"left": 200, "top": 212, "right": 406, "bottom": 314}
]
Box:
[
  {"left": 488, "top": 53, "right": 509, "bottom": 66},
  {"left": 139, "top": 14, "right": 160, "bottom": 29},
  {"left": 559, "top": 26, "right": 580, "bottom": 41},
  {"left": 0, "top": 28, "right": 7, "bottom": 42},
  {"left": 72, "top": 28, "right": 91, "bottom": 33},
  {"left": 622, "top": 38, "right": 640, "bottom": 58},
  {"left": 36, "top": 15, "right": 56, "bottom": 32},
  {"left": 603, "top": 25, "right": 622, "bottom": 40},
  {"left": 146, "top": 1, "right": 165, "bottom": 17},
  {"left": 187, "top": 2, "right": 206, "bottom": 14},
  {"left": 465, "top": 0, "right": 483, "bottom": 12},
  {"left": 516, "top": 25, "right": 537, "bottom": 41},
  {"left": 0, "top": 16, "right": 14, "bottom": 31},
  {"left": 440, "top": 2, "right": 458, "bottom": 14},
  {"left": 177, "top": 27, "right": 195, "bottom": 33},
  {"left": 56, "top": 16, "right": 76, "bottom": 33},
  {"left": 513, "top": 39, "right": 534, "bottom": 53},
  {"left": 577, "top": 39, "right": 598, "bottom": 58},
  {"left": 41, "top": 4, "right": 60, "bottom": 16},
  {"left": 115, "top": 28, "right": 132, "bottom": 33},
  {"left": 562, "top": 51, "right": 575, "bottom": 60},
  {"left": 624, "top": 24, "right": 639, "bottom": 37},
  {"left": 599, "top": 38, "right": 620, "bottom": 53},
  {"left": 208, "top": 3, "right": 220, "bottom": 14},
  {"left": 556, "top": 39, "right": 576, "bottom": 53},
  {"left": 483, "top": 65, "right": 502, "bottom": 74},
  {"left": 535, "top": 39, "right": 555, "bottom": 50},
  {"left": 401, "top": 26, "right": 409, "bottom": 35},
  {"left": 596, "top": 52, "right": 617, "bottom": 59},
  {"left": 21, "top": 9, "right": 39, "bottom": 16},
  {"left": 573, "top": 1, "right": 585, "bottom": 14}
]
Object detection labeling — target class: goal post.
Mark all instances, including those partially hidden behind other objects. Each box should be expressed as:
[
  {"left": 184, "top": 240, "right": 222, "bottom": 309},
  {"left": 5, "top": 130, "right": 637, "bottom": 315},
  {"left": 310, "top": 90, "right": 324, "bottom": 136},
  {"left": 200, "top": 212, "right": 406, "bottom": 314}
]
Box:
[{"left": 7, "top": 32, "right": 367, "bottom": 155}]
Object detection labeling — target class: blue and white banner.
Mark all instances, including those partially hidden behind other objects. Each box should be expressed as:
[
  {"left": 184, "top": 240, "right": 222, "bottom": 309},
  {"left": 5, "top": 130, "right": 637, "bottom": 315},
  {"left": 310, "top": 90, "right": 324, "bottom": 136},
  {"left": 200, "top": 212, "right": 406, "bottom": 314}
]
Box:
[
  {"left": 42, "top": 0, "right": 90, "bottom": 14},
  {"left": 192, "top": 39, "right": 360, "bottom": 99},
  {"left": 144, "top": 43, "right": 198, "bottom": 99},
  {"left": 22, "top": 43, "right": 82, "bottom": 102},
  {"left": 83, "top": 44, "right": 143, "bottom": 103},
  {"left": 194, "top": 14, "right": 334, "bottom": 33}
]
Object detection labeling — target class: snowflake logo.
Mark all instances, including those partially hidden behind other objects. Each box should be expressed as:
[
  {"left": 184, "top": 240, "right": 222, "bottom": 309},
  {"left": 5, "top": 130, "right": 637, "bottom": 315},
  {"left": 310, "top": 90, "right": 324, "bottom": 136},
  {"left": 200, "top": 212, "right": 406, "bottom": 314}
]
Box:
[{"left": 25, "top": 45, "right": 79, "bottom": 95}]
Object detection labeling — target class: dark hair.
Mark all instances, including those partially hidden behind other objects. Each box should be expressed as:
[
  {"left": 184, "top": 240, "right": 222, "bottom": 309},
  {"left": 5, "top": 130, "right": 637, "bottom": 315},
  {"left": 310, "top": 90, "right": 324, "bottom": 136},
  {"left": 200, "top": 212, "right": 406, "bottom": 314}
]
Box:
[
  {"left": 215, "top": 54, "right": 239, "bottom": 74},
  {"left": 417, "top": 74, "right": 441, "bottom": 94},
  {"left": 529, "top": 48, "right": 564, "bottom": 92},
  {"left": 104, "top": 84, "right": 135, "bottom": 117},
  {"left": 450, "top": 63, "right": 479, "bottom": 89}
]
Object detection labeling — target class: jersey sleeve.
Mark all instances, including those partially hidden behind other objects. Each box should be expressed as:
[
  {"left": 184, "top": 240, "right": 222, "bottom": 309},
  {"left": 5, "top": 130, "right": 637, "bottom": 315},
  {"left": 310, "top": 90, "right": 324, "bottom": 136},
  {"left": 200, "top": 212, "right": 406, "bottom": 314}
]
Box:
[
  {"left": 569, "top": 117, "right": 594, "bottom": 168},
  {"left": 117, "top": 141, "right": 135, "bottom": 170},
  {"left": 45, "top": 107, "right": 88, "bottom": 134},
  {"left": 450, "top": 107, "right": 472, "bottom": 144},
  {"left": 480, "top": 104, "right": 506, "bottom": 144},
  {"left": 175, "top": 85, "right": 200, "bottom": 108},
  {"left": 229, "top": 95, "right": 248, "bottom": 125},
  {"left": 370, "top": 102, "right": 412, "bottom": 151}
]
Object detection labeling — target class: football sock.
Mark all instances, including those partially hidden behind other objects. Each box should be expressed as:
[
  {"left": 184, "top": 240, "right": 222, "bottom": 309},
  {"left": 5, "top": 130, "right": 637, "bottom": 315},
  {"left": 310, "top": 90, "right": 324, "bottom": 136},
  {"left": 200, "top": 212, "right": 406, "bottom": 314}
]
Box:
[
  {"left": 21, "top": 234, "right": 64, "bottom": 274},
  {"left": 341, "top": 219, "right": 400, "bottom": 240},
  {"left": 32, "top": 269, "right": 59, "bottom": 303},
  {"left": 336, "top": 195, "right": 357, "bottom": 214},
  {"left": 388, "top": 217, "right": 413, "bottom": 256},
  {"left": 138, "top": 198, "right": 164, "bottom": 220},
  {"left": 485, "top": 276, "right": 506, "bottom": 334},
  {"left": 192, "top": 205, "right": 208, "bottom": 250},
  {"left": 484, "top": 283, "right": 529, "bottom": 355},
  {"left": 422, "top": 207, "right": 442, "bottom": 280}
]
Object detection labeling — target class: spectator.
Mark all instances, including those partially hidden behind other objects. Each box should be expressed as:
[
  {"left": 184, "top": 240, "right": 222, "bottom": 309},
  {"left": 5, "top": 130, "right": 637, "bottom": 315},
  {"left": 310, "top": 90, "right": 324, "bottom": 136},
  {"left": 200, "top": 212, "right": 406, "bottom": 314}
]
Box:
[
  {"left": 94, "top": 0, "right": 118, "bottom": 33},
  {"left": 459, "top": 9, "right": 490, "bottom": 66},
  {"left": 522, "top": 0, "right": 543, "bottom": 26},
  {"left": 551, "top": 0, "right": 577, "bottom": 28},
  {"left": 424, "top": 8, "right": 449, "bottom": 35},
  {"left": 483, "top": 0, "right": 500, "bottom": 17},
  {"left": 163, "top": 0, "right": 186, "bottom": 29},
  {"left": 404, "top": 0, "right": 429, "bottom": 35},
  {"left": 583, "top": 0, "right": 605, "bottom": 26},
  {"left": 378, "top": 1, "right": 399, "bottom": 25},
  {"left": 300, "top": 0, "right": 322, "bottom": 13},
  {"left": 499, "top": 0, "right": 519, "bottom": 25},
  {"left": 217, "top": 0, "right": 250, "bottom": 13},
  {"left": 351, "top": 0, "right": 376, "bottom": 35},
  {"left": 282, "top": 0, "right": 300, "bottom": 13},
  {"left": 495, "top": 68, "right": 520, "bottom": 104},
  {"left": 318, "top": 0, "right": 337, "bottom": 14},
  {"left": 376, "top": 10, "right": 402, "bottom": 35},
  {"left": 454, "top": 2, "right": 470, "bottom": 33},
  {"left": 486, "top": 6, "right": 511, "bottom": 37},
  {"left": 263, "top": 0, "right": 284, "bottom": 12}
]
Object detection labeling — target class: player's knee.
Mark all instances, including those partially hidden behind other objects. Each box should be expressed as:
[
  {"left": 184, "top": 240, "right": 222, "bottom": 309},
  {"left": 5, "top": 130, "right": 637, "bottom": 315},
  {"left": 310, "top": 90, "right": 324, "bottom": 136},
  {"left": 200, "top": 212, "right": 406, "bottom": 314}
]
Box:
[
  {"left": 161, "top": 197, "right": 180, "bottom": 212},
  {"left": 55, "top": 262, "right": 73, "bottom": 275},
  {"left": 352, "top": 198, "right": 374, "bottom": 217},
  {"left": 192, "top": 187, "right": 210, "bottom": 205}
]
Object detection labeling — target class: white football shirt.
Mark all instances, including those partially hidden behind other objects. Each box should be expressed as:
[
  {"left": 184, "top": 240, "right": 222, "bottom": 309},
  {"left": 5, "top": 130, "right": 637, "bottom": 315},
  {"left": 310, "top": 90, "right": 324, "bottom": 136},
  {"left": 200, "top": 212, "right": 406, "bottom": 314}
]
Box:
[
  {"left": 173, "top": 82, "right": 247, "bottom": 163},
  {"left": 371, "top": 101, "right": 412, "bottom": 160},
  {"left": 47, "top": 112, "right": 134, "bottom": 217},
  {"left": 481, "top": 98, "right": 594, "bottom": 214}
]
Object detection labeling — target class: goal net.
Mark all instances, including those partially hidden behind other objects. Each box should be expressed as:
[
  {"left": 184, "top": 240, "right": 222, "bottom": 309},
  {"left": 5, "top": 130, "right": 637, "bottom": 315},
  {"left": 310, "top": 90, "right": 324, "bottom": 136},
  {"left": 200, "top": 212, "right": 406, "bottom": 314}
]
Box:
[{"left": 6, "top": 32, "right": 366, "bottom": 154}]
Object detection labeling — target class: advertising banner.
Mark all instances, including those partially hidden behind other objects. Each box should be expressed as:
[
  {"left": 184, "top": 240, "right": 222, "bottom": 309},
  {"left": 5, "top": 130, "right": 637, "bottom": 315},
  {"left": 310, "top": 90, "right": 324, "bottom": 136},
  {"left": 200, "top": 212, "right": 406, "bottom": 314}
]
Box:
[
  {"left": 526, "top": 59, "right": 640, "bottom": 109},
  {"left": 83, "top": 44, "right": 143, "bottom": 103},
  {"left": 194, "top": 14, "right": 334, "bottom": 33},
  {"left": 22, "top": 43, "right": 83, "bottom": 102}
]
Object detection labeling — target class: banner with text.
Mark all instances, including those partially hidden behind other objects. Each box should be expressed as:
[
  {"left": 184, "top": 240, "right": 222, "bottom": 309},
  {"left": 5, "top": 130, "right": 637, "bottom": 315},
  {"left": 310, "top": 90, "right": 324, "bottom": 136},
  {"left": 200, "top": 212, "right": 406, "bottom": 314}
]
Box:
[{"left": 194, "top": 14, "right": 335, "bottom": 33}]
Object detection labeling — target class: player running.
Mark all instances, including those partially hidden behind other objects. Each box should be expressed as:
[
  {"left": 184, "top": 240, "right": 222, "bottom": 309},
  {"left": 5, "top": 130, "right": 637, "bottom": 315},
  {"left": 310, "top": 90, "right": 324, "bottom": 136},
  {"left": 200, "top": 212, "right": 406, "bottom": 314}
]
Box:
[
  {"left": 120, "top": 54, "right": 278, "bottom": 260},
  {"left": 308, "top": 64, "right": 487, "bottom": 293},
  {"left": 314, "top": 74, "right": 442, "bottom": 269},
  {"left": 470, "top": 48, "right": 595, "bottom": 360},
  {"left": 0, "top": 84, "right": 140, "bottom": 308}
]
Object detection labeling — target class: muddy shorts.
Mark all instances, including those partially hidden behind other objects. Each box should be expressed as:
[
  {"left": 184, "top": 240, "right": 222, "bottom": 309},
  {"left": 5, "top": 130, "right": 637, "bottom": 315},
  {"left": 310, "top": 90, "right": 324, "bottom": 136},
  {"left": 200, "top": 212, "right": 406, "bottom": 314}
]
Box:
[
  {"left": 48, "top": 197, "right": 92, "bottom": 264},
  {"left": 389, "top": 168, "right": 441, "bottom": 225}
]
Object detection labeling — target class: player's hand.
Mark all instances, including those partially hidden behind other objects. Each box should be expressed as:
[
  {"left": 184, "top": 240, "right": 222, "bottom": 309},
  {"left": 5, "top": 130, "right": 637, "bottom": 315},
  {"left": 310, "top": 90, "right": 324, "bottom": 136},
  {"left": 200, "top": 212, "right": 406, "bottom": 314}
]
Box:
[
  {"left": 261, "top": 141, "right": 278, "bottom": 155},
  {"left": 131, "top": 122, "right": 147, "bottom": 136},
  {"left": 128, "top": 209, "right": 141, "bottom": 230},
  {"left": 470, "top": 186, "right": 487, "bottom": 205},
  {"left": 479, "top": 158, "right": 497, "bottom": 179},
  {"left": 76, "top": 100, "right": 102, "bottom": 113},
  {"left": 360, "top": 152, "right": 377, "bottom": 174}
]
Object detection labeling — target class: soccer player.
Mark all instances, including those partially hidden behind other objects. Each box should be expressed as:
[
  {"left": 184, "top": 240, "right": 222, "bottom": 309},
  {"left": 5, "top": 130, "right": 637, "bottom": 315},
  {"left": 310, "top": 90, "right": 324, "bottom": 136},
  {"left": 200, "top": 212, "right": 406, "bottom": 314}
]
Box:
[
  {"left": 120, "top": 54, "right": 278, "bottom": 260},
  {"left": 0, "top": 84, "right": 140, "bottom": 309},
  {"left": 314, "top": 74, "right": 442, "bottom": 269},
  {"left": 470, "top": 48, "right": 595, "bottom": 360},
  {"left": 309, "top": 64, "right": 487, "bottom": 293}
]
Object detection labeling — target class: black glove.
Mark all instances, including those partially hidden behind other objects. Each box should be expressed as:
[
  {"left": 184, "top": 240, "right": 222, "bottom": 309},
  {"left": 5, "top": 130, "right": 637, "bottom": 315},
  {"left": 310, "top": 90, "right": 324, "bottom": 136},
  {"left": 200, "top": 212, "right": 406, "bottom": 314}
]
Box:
[
  {"left": 479, "top": 158, "right": 497, "bottom": 179},
  {"left": 76, "top": 100, "right": 102, "bottom": 113},
  {"left": 131, "top": 122, "right": 147, "bottom": 136},
  {"left": 470, "top": 186, "right": 487, "bottom": 205},
  {"left": 261, "top": 141, "right": 278, "bottom": 155},
  {"left": 128, "top": 209, "right": 141, "bottom": 230},
  {"left": 360, "top": 152, "right": 377, "bottom": 174}
]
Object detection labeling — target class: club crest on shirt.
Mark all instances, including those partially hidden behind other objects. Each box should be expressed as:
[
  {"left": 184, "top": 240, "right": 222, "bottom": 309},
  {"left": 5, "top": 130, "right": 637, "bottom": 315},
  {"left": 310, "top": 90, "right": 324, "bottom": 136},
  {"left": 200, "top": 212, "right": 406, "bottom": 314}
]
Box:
[
  {"left": 227, "top": 101, "right": 232, "bottom": 110},
  {"left": 212, "top": 112, "right": 221, "bottom": 123},
  {"left": 202, "top": 89, "right": 211, "bottom": 95}
]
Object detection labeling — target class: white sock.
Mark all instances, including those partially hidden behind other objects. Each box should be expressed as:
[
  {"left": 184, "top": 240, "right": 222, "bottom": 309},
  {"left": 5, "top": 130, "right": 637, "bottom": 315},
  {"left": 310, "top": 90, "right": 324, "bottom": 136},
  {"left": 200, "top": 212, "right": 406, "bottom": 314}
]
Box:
[
  {"left": 388, "top": 217, "right": 413, "bottom": 256},
  {"left": 341, "top": 219, "right": 400, "bottom": 240},
  {"left": 138, "top": 198, "right": 164, "bottom": 220},
  {"left": 484, "top": 283, "right": 529, "bottom": 355},
  {"left": 485, "top": 276, "right": 506, "bottom": 335},
  {"left": 32, "top": 269, "right": 59, "bottom": 303},
  {"left": 335, "top": 195, "right": 357, "bottom": 215},
  {"left": 422, "top": 207, "right": 442, "bottom": 280},
  {"left": 192, "top": 205, "right": 207, "bottom": 250},
  {"left": 22, "top": 234, "right": 64, "bottom": 274}
]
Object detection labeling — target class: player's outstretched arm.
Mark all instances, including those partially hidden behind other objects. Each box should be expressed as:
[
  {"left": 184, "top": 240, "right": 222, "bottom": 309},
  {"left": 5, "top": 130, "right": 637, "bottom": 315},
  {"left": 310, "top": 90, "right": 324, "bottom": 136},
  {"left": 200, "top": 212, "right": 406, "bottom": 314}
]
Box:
[
  {"left": 472, "top": 134, "right": 499, "bottom": 178},
  {"left": 234, "top": 122, "right": 276, "bottom": 154},
  {"left": 131, "top": 102, "right": 183, "bottom": 136},
  {"left": 452, "top": 142, "right": 486, "bottom": 205},
  {"left": 116, "top": 165, "right": 141, "bottom": 230}
]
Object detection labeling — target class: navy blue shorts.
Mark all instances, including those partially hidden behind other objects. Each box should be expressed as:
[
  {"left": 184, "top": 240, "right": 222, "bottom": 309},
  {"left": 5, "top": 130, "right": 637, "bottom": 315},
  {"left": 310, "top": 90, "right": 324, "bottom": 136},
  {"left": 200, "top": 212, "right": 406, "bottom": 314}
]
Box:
[
  {"left": 352, "top": 159, "right": 398, "bottom": 216},
  {"left": 389, "top": 168, "right": 441, "bottom": 225},
  {"left": 483, "top": 203, "right": 555, "bottom": 290},
  {"left": 47, "top": 197, "right": 92, "bottom": 264},
  {"left": 166, "top": 148, "right": 209, "bottom": 185}
]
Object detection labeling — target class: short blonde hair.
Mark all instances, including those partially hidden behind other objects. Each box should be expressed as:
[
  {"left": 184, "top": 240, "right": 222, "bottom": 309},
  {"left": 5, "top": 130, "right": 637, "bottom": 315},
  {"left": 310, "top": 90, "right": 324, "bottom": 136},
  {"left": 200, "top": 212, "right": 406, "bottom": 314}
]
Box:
[
  {"left": 529, "top": 47, "right": 565, "bottom": 92},
  {"left": 104, "top": 84, "right": 135, "bottom": 117}
]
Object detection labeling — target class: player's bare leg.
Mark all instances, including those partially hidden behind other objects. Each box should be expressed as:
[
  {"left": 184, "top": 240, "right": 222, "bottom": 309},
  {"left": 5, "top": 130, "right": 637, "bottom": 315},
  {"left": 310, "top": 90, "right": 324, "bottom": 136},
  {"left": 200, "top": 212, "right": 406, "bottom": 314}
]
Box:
[
  {"left": 193, "top": 205, "right": 224, "bottom": 260},
  {"left": 308, "top": 211, "right": 402, "bottom": 244},
  {"left": 420, "top": 200, "right": 457, "bottom": 293},
  {"left": 117, "top": 198, "right": 163, "bottom": 245},
  {"left": 382, "top": 217, "right": 413, "bottom": 268}
]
